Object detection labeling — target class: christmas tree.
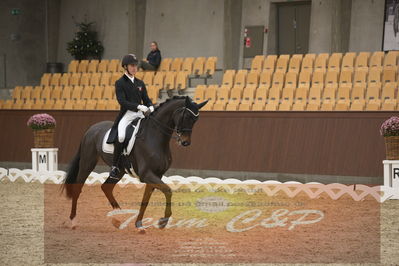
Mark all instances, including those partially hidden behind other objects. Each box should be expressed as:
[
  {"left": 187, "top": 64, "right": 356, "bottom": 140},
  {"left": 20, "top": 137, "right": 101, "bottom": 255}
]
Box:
[{"left": 67, "top": 21, "right": 104, "bottom": 60}]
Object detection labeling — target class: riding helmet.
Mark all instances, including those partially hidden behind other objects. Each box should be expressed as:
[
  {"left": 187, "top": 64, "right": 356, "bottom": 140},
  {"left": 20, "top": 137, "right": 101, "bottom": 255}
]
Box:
[{"left": 121, "top": 54, "right": 138, "bottom": 67}]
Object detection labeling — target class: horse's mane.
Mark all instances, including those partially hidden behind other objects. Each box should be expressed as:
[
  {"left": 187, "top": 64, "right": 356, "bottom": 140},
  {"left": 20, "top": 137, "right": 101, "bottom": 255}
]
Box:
[{"left": 151, "top": 96, "right": 187, "bottom": 116}]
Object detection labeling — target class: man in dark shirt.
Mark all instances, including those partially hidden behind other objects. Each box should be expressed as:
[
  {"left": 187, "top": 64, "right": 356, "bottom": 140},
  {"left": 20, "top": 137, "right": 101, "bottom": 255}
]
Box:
[{"left": 138, "top": 41, "right": 162, "bottom": 70}]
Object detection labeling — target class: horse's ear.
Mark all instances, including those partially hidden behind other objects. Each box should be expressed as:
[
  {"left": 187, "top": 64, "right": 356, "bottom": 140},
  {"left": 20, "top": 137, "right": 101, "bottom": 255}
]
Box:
[
  {"left": 185, "top": 96, "right": 191, "bottom": 106},
  {"left": 196, "top": 100, "right": 209, "bottom": 109}
]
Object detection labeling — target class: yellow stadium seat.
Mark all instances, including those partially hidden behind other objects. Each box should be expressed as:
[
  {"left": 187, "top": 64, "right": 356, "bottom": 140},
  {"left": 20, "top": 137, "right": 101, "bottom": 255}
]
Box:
[
  {"left": 355, "top": 52, "right": 370, "bottom": 70},
  {"left": 21, "top": 86, "right": 33, "bottom": 101},
  {"left": 40, "top": 73, "right": 51, "bottom": 86},
  {"left": 221, "top": 70, "right": 235, "bottom": 89},
  {"left": 252, "top": 101, "right": 266, "bottom": 111},
  {"left": 85, "top": 99, "right": 97, "bottom": 110},
  {"left": 108, "top": 59, "right": 121, "bottom": 73},
  {"left": 349, "top": 99, "right": 365, "bottom": 111},
  {"left": 271, "top": 72, "right": 285, "bottom": 90},
  {"left": 384, "top": 50, "right": 399, "bottom": 69},
  {"left": 251, "top": 55, "right": 264, "bottom": 72},
  {"left": 159, "top": 58, "right": 172, "bottom": 72},
  {"left": 50, "top": 86, "right": 62, "bottom": 100},
  {"left": 77, "top": 60, "right": 89, "bottom": 73},
  {"left": 365, "top": 84, "right": 381, "bottom": 101},
  {"left": 170, "top": 58, "right": 183, "bottom": 72},
  {"left": 69, "top": 73, "right": 81, "bottom": 86},
  {"left": 314, "top": 53, "right": 329, "bottom": 72},
  {"left": 41, "top": 86, "right": 51, "bottom": 100},
  {"left": 295, "top": 87, "right": 308, "bottom": 101},
  {"left": 12, "top": 86, "right": 23, "bottom": 100},
  {"left": 103, "top": 85, "right": 113, "bottom": 100},
  {"left": 279, "top": 100, "right": 292, "bottom": 111},
  {"left": 81, "top": 85, "right": 94, "bottom": 99},
  {"left": 281, "top": 87, "right": 294, "bottom": 102},
  {"left": 204, "top": 57, "right": 217, "bottom": 76},
  {"left": 288, "top": 54, "right": 303, "bottom": 73},
  {"left": 110, "top": 73, "right": 121, "bottom": 85},
  {"left": 143, "top": 71, "right": 155, "bottom": 85},
  {"left": 229, "top": 88, "right": 242, "bottom": 106},
  {"left": 87, "top": 60, "right": 99, "bottom": 73},
  {"left": 21, "top": 100, "right": 33, "bottom": 110},
  {"left": 311, "top": 71, "right": 324, "bottom": 90},
  {"left": 341, "top": 52, "right": 356, "bottom": 71},
  {"left": 92, "top": 86, "right": 104, "bottom": 99},
  {"left": 275, "top": 54, "right": 290, "bottom": 73},
  {"left": 58, "top": 73, "right": 70, "bottom": 86},
  {"left": 301, "top": 53, "right": 316, "bottom": 72},
  {"left": 225, "top": 102, "right": 239, "bottom": 111},
  {"left": 97, "top": 60, "right": 109, "bottom": 73},
  {"left": 233, "top": 70, "right": 247, "bottom": 90},
  {"left": 292, "top": 101, "right": 306, "bottom": 111},
  {"left": 381, "top": 83, "right": 396, "bottom": 101},
  {"left": 337, "top": 86, "right": 350, "bottom": 101},
  {"left": 194, "top": 85, "right": 206, "bottom": 102},
  {"left": 148, "top": 86, "right": 159, "bottom": 103},
  {"left": 164, "top": 71, "right": 177, "bottom": 91},
  {"left": 80, "top": 73, "right": 91, "bottom": 86},
  {"left": 49, "top": 73, "right": 61, "bottom": 86},
  {"left": 309, "top": 87, "right": 321, "bottom": 104},
  {"left": 99, "top": 72, "right": 111, "bottom": 86},
  {"left": 381, "top": 100, "right": 397, "bottom": 111},
  {"left": 255, "top": 87, "right": 268, "bottom": 103},
  {"left": 31, "top": 86, "right": 42, "bottom": 100},
  {"left": 60, "top": 86, "right": 72, "bottom": 100},
  {"left": 323, "top": 86, "right": 336, "bottom": 101},
  {"left": 89, "top": 73, "right": 101, "bottom": 86},
  {"left": 52, "top": 100, "right": 64, "bottom": 110},
  {"left": 258, "top": 71, "right": 272, "bottom": 89},
  {"left": 284, "top": 72, "right": 297, "bottom": 89},
  {"left": 324, "top": 70, "right": 339, "bottom": 90},
  {"left": 246, "top": 71, "right": 259, "bottom": 88},
  {"left": 268, "top": 87, "right": 281, "bottom": 103},
  {"left": 176, "top": 71, "right": 189, "bottom": 92},
  {"left": 73, "top": 100, "right": 86, "bottom": 110},
  {"left": 265, "top": 102, "right": 278, "bottom": 111},
  {"left": 135, "top": 71, "right": 144, "bottom": 80},
  {"left": 339, "top": 69, "right": 353, "bottom": 88},
  {"left": 193, "top": 57, "right": 206, "bottom": 76},
  {"left": 238, "top": 102, "right": 252, "bottom": 111},
  {"left": 320, "top": 100, "right": 335, "bottom": 111},
  {"left": 71, "top": 86, "right": 83, "bottom": 100},
  {"left": 67, "top": 60, "right": 79, "bottom": 73},
  {"left": 335, "top": 100, "right": 350, "bottom": 111},
  {"left": 182, "top": 57, "right": 194, "bottom": 73},
  {"left": 382, "top": 68, "right": 396, "bottom": 84},
  {"left": 106, "top": 100, "right": 119, "bottom": 110},
  {"left": 205, "top": 85, "right": 218, "bottom": 102},
  {"left": 366, "top": 101, "right": 381, "bottom": 110},
  {"left": 327, "top": 53, "right": 342, "bottom": 71},
  {"left": 31, "top": 99, "right": 45, "bottom": 110},
  {"left": 368, "top": 68, "right": 381, "bottom": 87},
  {"left": 351, "top": 86, "right": 365, "bottom": 100},
  {"left": 153, "top": 72, "right": 165, "bottom": 91},
  {"left": 369, "top": 51, "right": 384, "bottom": 70},
  {"left": 96, "top": 99, "right": 108, "bottom": 110},
  {"left": 262, "top": 55, "right": 277, "bottom": 72},
  {"left": 298, "top": 71, "right": 311, "bottom": 90}
]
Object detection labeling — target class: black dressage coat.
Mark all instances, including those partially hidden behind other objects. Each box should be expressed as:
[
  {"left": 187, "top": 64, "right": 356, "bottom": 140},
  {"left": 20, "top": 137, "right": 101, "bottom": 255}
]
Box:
[{"left": 106, "top": 74, "right": 153, "bottom": 144}]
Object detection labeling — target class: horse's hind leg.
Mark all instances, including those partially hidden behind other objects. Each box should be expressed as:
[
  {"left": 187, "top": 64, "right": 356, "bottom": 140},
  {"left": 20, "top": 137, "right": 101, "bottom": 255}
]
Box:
[{"left": 101, "top": 171, "right": 124, "bottom": 209}]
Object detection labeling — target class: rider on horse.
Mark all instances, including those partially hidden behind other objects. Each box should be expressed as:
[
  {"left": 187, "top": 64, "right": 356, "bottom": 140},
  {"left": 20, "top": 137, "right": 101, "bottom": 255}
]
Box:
[{"left": 106, "top": 54, "right": 154, "bottom": 180}]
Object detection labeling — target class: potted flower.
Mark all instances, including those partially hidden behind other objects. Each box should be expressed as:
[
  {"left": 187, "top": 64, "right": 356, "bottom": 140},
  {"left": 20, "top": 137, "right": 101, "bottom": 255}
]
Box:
[
  {"left": 380, "top": 116, "right": 399, "bottom": 160},
  {"left": 27, "top": 113, "right": 56, "bottom": 148}
]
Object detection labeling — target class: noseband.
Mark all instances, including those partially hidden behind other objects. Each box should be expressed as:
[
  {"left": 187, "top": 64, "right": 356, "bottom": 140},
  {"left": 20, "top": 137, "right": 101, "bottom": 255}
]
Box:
[{"left": 148, "top": 107, "right": 199, "bottom": 141}]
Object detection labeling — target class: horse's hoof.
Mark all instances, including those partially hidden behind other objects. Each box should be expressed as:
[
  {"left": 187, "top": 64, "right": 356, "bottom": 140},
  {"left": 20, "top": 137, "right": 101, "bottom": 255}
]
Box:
[
  {"left": 158, "top": 217, "right": 169, "bottom": 229},
  {"left": 71, "top": 217, "right": 78, "bottom": 230},
  {"left": 112, "top": 218, "right": 121, "bottom": 229},
  {"left": 137, "top": 227, "right": 146, "bottom": 234}
]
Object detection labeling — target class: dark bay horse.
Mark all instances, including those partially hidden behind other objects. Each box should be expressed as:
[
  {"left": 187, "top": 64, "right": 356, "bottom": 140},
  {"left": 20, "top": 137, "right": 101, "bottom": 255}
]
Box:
[{"left": 62, "top": 96, "right": 207, "bottom": 232}]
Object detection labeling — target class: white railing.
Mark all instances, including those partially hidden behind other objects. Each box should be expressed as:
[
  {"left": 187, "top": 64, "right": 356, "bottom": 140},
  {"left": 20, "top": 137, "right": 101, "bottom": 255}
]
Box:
[{"left": 1, "top": 167, "right": 398, "bottom": 202}]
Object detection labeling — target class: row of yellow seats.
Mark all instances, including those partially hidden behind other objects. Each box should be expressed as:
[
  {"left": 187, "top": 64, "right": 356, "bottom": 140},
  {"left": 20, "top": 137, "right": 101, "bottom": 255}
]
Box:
[
  {"left": 12, "top": 85, "right": 160, "bottom": 104},
  {"left": 12, "top": 85, "right": 116, "bottom": 101},
  {"left": 40, "top": 70, "right": 190, "bottom": 92},
  {"left": 67, "top": 57, "right": 217, "bottom": 76},
  {"left": 251, "top": 51, "right": 399, "bottom": 74},
  {"left": 201, "top": 99, "right": 397, "bottom": 112},
  {"left": 0, "top": 99, "right": 120, "bottom": 110},
  {"left": 194, "top": 84, "right": 399, "bottom": 105},
  {"left": 220, "top": 67, "right": 399, "bottom": 91}
]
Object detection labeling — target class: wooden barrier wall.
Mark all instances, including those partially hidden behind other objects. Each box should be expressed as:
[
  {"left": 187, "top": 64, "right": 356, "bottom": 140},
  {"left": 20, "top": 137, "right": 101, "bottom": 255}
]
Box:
[{"left": 0, "top": 110, "right": 396, "bottom": 178}]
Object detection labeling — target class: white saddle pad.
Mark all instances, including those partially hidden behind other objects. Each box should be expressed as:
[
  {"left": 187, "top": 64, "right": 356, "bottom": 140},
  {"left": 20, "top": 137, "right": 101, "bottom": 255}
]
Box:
[{"left": 102, "top": 119, "right": 142, "bottom": 155}]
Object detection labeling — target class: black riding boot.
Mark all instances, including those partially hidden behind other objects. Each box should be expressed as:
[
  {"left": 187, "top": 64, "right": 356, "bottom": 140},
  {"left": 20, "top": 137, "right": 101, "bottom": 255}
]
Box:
[{"left": 107, "top": 141, "right": 124, "bottom": 182}]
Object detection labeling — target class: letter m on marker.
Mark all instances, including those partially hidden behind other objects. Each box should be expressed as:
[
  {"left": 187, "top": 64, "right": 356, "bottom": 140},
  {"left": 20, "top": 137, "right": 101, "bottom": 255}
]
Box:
[
  {"left": 394, "top": 168, "right": 399, "bottom": 179},
  {"left": 39, "top": 154, "right": 47, "bottom": 164}
]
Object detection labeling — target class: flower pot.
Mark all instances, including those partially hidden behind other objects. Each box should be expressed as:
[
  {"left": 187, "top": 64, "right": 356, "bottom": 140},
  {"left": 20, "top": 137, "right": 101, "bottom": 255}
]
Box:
[
  {"left": 33, "top": 128, "right": 55, "bottom": 148},
  {"left": 384, "top": 136, "right": 399, "bottom": 160}
]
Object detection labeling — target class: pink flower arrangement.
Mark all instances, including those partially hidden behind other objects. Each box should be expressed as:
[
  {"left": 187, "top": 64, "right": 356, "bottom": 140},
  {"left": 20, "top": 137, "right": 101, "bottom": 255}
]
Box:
[
  {"left": 380, "top": 116, "right": 399, "bottom": 137},
  {"left": 27, "top": 113, "right": 56, "bottom": 130}
]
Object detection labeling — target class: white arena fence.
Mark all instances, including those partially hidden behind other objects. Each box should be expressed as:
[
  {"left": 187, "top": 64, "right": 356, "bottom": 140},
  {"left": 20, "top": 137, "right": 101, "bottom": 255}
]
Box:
[{"left": 1, "top": 168, "right": 398, "bottom": 203}]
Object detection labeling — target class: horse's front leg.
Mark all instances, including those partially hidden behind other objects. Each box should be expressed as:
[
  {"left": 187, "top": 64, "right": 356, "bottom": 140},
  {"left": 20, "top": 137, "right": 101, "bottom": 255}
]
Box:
[
  {"left": 138, "top": 173, "right": 173, "bottom": 230},
  {"left": 135, "top": 184, "right": 155, "bottom": 233}
]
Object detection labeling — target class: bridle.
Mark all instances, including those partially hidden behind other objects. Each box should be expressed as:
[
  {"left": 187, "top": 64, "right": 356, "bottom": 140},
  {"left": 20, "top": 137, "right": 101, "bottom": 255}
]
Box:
[{"left": 148, "top": 107, "right": 199, "bottom": 141}]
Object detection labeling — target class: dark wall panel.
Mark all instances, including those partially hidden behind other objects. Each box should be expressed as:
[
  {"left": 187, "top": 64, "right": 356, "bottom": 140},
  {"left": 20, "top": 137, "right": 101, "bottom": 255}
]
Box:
[{"left": 0, "top": 110, "right": 396, "bottom": 178}]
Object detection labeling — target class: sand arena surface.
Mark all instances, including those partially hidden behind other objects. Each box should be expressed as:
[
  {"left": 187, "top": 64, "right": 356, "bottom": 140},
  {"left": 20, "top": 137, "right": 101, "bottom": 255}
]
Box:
[{"left": 0, "top": 180, "right": 399, "bottom": 265}]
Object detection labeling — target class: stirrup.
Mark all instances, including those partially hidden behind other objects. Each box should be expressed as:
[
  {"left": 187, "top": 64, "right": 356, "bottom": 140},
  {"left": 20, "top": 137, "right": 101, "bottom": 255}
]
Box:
[{"left": 109, "top": 166, "right": 120, "bottom": 179}]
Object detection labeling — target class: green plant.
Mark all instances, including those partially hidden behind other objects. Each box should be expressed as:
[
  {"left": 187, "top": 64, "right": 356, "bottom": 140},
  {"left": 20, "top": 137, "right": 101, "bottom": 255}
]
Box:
[{"left": 66, "top": 21, "right": 104, "bottom": 60}]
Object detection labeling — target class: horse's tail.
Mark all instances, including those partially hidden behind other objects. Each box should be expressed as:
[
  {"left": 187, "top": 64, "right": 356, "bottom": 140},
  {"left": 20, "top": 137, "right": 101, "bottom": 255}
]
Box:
[{"left": 62, "top": 144, "right": 82, "bottom": 199}]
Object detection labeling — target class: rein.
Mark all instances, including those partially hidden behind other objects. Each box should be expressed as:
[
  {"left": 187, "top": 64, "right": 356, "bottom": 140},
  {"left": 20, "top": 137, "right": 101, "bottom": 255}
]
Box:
[{"left": 148, "top": 107, "right": 199, "bottom": 141}]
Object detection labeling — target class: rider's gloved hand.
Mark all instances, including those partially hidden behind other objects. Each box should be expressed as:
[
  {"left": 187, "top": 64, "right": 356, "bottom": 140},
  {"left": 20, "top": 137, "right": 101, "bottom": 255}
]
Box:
[
  {"left": 137, "top": 105, "right": 149, "bottom": 113},
  {"left": 149, "top": 106, "right": 154, "bottom": 113}
]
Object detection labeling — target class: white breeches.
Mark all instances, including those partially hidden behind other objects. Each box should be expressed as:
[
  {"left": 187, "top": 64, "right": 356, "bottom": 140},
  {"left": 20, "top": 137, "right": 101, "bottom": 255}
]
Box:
[{"left": 118, "top": 110, "right": 144, "bottom": 143}]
